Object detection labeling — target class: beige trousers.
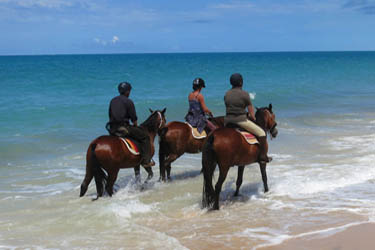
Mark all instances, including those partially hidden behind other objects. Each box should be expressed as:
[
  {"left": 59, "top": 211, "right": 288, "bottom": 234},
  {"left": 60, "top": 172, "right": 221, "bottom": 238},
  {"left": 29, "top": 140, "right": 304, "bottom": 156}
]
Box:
[{"left": 236, "top": 119, "right": 266, "bottom": 137}]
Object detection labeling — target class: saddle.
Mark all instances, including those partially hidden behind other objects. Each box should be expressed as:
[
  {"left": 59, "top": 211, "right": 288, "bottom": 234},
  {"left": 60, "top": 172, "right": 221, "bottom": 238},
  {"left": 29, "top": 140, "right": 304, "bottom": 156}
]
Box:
[
  {"left": 119, "top": 137, "right": 140, "bottom": 155},
  {"left": 185, "top": 122, "right": 207, "bottom": 139},
  {"left": 226, "top": 123, "right": 259, "bottom": 145}
]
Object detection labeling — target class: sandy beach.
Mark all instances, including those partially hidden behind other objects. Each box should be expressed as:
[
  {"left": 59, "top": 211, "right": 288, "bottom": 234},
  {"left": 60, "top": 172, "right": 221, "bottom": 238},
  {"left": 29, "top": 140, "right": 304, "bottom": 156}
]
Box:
[{"left": 262, "top": 222, "right": 375, "bottom": 250}]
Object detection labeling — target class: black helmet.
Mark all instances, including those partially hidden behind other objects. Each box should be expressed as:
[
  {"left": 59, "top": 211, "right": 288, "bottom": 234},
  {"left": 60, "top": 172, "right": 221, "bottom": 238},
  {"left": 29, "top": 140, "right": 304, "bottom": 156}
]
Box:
[
  {"left": 193, "top": 77, "right": 205, "bottom": 89},
  {"left": 118, "top": 82, "right": 132, "bottom": 95},
  {"left": 230, "top": 73, "right": 243, "bottom": 87}
]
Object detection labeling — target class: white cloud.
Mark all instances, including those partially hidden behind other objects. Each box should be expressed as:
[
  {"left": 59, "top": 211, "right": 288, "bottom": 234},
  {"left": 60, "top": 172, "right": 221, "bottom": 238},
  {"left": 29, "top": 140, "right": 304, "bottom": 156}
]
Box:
[
  {"left": 0, "top": 0, "right": 97, "bottom": 10},
  {"left": 112, "top": 36, "right": 119, "bottom": 44},
  {"left": 94, "top": 36, "right": 120, "bottom": 46},
  {"left": 211, "top": 2, "right": 254, "bottom": 10},
  {"left": 94, "top": 38, "right": 107, "bottom": 46}
]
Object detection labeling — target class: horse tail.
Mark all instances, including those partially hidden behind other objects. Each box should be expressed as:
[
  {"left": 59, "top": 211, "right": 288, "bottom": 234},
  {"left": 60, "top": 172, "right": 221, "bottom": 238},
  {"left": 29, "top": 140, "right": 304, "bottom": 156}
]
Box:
[
  {"left": 91, "top": 143, "right": 108, "bottom": 199},
  {"left": 202, "top": 134, "right": 217, "bottom": 209},
  {"left": 158, "top": 127, "right": 169, "bottom": 180}
]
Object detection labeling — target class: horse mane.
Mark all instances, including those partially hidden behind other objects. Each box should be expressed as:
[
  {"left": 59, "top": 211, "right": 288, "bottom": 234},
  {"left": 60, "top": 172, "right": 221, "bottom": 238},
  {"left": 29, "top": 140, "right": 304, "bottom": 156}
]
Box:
[{"left": 140, "top": 111, "right": 160, "bottom": 133}]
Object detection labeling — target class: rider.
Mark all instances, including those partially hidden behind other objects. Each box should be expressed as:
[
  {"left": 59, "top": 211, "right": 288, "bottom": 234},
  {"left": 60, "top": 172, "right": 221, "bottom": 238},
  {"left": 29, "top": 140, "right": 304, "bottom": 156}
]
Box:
[
  {"left": 107, "top": 82, "right": 155, "bottom": 168},
  {"left": 224, "top": 73, "right": 271, "bottom": 163},
  {"left": 185, "top": 77, "right": 216, "bottom": 133}
]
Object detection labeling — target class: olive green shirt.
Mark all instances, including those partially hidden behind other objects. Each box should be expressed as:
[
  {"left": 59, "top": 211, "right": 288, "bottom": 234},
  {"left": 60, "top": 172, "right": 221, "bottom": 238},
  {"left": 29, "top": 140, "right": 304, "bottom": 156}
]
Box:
[{"left": 224, "top": 87, "right": 252, "bottom": 123}]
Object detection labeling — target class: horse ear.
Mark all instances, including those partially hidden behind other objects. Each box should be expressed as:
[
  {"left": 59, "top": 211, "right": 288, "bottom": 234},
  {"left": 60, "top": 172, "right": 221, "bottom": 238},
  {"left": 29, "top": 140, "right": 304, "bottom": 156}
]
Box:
[
  {"left": 161, "top": 108, "right": 166, "bottom": 115},
  {"left": 149, "top": 108, "right": 154, "bottom": 113},
  {"left": 269, "top": 103, "right": 272, "bottom": 112}
]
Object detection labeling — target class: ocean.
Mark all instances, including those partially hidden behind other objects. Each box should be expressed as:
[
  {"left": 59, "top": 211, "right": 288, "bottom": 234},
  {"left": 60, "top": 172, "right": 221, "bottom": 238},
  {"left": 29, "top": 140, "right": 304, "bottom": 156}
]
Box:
[{"left": 0, "top": 52, "right": 374, "bottom": 249}]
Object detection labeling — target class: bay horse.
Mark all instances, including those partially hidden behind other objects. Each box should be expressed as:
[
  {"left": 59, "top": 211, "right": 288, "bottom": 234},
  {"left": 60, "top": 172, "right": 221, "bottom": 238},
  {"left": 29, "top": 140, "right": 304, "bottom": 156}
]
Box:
[
  {"left": 79, "top": 108, "right": 166, "bottom": 199},
  {"left": 158, "top": 116, "right": 225, "bottom": 181},
  {"left": 202, "top": 104, "right": 278, "bottom": 210}
]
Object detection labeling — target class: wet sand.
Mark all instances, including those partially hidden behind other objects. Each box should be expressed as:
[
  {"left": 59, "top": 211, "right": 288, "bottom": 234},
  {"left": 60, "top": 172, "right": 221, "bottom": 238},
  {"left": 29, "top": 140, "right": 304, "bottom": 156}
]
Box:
[{"left": 262, "top": 222, "right": 375, "bottom": 250}]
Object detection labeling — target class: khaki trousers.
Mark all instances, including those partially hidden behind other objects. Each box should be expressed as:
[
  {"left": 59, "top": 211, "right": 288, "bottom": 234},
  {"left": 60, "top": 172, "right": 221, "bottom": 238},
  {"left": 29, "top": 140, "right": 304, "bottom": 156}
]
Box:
[{"left": 236, "top": 119, "right": 266, "bottom": 137}]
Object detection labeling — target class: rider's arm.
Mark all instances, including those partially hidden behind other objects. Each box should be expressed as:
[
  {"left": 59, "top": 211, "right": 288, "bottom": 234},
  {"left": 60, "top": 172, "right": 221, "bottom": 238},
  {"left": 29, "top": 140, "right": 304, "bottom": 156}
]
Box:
[
  {"left": 197, "top": 94, "right": 213, "bottom": 116},
  {"left": 247, "top": 105, "right": 256, "bottom": 121},
  {"left": 128, "top": 99, "right": 138, "bottom": 126}
]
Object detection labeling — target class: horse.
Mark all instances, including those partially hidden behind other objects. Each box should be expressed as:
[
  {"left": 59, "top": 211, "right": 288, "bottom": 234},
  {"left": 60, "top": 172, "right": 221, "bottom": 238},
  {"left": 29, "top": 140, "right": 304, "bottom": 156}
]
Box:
[
  {"left": 79, "top": 108, "right": 167, "bottom": 199},
  {"left": 201, "top": 104, "right": 278, "bottom": 210},
  {"left": 158, "top": 116, "right": 225, "bottom": 181}
]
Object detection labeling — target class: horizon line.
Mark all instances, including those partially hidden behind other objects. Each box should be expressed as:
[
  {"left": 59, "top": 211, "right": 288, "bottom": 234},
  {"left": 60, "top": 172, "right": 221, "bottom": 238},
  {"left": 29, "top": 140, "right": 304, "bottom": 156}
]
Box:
[{"left": 1, "top": 49, "right": 375, "bottom": 57}]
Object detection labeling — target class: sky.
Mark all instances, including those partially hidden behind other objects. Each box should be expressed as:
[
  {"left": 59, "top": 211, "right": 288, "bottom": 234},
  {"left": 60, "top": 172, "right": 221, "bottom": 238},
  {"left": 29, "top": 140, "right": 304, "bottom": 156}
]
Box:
[{"left": 0, "top": 0, "right": 375, "bottom": 55}]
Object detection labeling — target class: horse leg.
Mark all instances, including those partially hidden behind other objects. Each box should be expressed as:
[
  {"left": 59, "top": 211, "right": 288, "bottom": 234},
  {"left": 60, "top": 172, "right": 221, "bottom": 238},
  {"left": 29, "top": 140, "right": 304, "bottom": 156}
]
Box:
[
  {"left": 160, "top": 153, "right": 178, "bottom": 182},
  {"left": 143, "top": 165, "right": 154, "bottom": 183},
  {"left": 213, "top": 166, "right": 229, "bottom": 210},
  {"left": 234, "top": 165, "right": 245, "bottom": 196},
  {"left": 259, "top": 162, "right": 269, "bottom": 192},
  {"left": 166, "top": 163, "right": 172, "bottom": 181},
  {"left": 134, "top": 165, "right": 141, "bottom": 183},
  {"left": 158, "top": 140, "right": 167, "bottom": 182},
  {"left": 105, "top": 169, "right": 119, "bottom": 197}
]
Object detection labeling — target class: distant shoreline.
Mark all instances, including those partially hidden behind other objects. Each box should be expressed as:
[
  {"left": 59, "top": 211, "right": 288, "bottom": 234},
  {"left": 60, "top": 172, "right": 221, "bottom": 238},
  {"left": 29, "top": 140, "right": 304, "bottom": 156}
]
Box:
[{"left": 1, "top": 50, "right": 375, "bottom": 57}]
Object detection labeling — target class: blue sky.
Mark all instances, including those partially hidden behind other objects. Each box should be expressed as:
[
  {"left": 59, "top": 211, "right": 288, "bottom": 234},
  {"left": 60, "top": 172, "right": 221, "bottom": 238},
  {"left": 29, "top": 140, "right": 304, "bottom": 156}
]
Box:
[{"left": 0, "top": 0, "right": 374, "bottom": 55}]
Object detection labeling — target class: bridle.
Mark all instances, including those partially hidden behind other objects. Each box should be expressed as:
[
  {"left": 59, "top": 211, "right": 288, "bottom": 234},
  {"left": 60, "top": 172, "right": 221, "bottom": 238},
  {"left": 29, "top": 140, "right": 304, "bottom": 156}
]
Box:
[{"left": 156, "top": 111, "right": 165, "bottom": 129}]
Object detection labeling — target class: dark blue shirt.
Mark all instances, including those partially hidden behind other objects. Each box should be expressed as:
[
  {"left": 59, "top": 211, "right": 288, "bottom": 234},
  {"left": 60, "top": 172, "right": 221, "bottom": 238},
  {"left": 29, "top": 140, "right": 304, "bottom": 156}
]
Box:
[{"left": 109, "top": 95, "right": 137, "bottom": 125}]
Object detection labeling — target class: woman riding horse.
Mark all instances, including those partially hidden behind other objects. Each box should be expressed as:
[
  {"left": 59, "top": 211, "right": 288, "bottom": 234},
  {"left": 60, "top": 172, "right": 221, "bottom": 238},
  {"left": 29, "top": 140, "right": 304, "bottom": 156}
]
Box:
[
  {"left": 158, "top": 78, "right": 222, "bottom": 181},
  {"left": 185, "top": 77, "right": 217, "bottom": 133}
]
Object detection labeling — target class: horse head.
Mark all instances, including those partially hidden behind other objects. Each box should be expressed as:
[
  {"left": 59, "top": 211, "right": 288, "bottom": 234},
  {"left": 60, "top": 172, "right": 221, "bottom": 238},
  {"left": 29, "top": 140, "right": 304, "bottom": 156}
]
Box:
[
  {"left": 255, "top": 103, "right": 278, "bottom": 138},
  {"left": 144, "top": 108, "right": 167, "bottom": 133}
]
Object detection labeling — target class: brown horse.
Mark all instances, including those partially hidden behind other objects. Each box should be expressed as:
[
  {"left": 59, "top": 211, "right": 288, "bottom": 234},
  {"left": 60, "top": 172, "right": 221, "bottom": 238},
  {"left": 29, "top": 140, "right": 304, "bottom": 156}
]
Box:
[
  {"left": 202, "top": 104, "right": 278, "bottom": 210},
  {"left": 79, "top": 108, "right": 166, "bottom": 199},
  {"left": 158, "top": 116, "right": 225, "bottom": 181}
]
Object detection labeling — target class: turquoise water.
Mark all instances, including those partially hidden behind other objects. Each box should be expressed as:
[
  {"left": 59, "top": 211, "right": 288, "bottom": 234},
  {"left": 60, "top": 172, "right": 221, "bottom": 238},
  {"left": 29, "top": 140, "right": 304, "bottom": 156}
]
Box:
[
  {"left": 1, "top": 52, "right": 374, "bottom": 163},
  {"left": 1, "top": 52, "right": 375, "bottom": 249}
]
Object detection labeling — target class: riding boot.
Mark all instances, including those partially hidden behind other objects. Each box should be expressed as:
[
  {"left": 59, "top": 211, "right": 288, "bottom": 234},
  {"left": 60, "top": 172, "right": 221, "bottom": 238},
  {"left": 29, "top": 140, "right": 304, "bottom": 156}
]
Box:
[
  {"left": 258, "top": 136, "right": 272, "bottom": 163},
  {"left": 141, "top": 137, "right": 155, "bottom": 168}
]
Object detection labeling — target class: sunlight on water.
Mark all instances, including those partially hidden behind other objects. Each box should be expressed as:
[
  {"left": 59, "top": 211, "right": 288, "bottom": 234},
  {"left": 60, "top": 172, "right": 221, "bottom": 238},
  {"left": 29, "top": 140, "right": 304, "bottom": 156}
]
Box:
[{"left": 1, "top": 52, "right": 375, "bottom": 249}]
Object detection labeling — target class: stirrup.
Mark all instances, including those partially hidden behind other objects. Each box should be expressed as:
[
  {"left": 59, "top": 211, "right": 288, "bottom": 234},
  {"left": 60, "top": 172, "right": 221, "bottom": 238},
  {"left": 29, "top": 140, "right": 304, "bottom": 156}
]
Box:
[{"left": 142, "top": 159, "right": 155, "bottom": 168}]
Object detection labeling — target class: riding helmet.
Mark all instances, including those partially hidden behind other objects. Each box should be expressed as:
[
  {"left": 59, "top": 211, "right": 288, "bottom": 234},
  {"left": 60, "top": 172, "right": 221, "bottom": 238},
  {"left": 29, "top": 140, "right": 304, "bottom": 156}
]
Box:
[
  {"left": 230, "top": 73, "right": 243, "bottom": 87},
  {"left": 118, "top": 82, "right": 132, "bottom": 94},
  {"left": 193, "top": 78, "right": 205, "bottom": 88}
]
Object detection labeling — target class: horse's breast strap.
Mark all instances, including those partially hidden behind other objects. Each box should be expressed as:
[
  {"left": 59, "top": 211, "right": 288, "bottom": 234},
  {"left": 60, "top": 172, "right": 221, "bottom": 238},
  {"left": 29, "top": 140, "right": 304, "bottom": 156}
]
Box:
[
  {"left": 236, "top": 129, "right": 259, "bottom": 144},
  {"left": 119, "top": 137, "right": 140, "bottom": 155},
  {"left": 185, "top": 122, "right": 207, "bottom": 139}
]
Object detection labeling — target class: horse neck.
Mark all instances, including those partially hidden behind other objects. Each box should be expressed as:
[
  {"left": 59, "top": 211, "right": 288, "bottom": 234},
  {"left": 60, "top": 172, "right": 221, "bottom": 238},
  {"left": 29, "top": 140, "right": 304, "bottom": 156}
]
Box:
[
  {"left": 140, "top": 124, "right": 157, "bottom": 142},
  {"left": 255, "top": 112, "right": 268, "bottom": 131}
]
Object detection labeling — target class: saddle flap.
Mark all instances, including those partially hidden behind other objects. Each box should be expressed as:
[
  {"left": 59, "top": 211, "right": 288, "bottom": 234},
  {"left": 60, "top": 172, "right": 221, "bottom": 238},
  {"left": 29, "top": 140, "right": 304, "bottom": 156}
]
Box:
[
  {"left": 119, "top": 137, "right": 140, "bottom": 155},
  {"left": 185, "top": 122, "right": 207, "bottom": 139},
  {"left": 235, "top": 129, "right": 258, "bottom": 145}
]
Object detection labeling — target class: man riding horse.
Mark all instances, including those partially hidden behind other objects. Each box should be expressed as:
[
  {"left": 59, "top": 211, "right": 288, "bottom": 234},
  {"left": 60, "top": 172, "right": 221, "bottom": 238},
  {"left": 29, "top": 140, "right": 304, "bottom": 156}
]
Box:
[
  {"left": 224, "top": 73, "right": 271, "bottom": 164},
  {"left": 106, "top": 82, "right": 155, "bottom": 168}
]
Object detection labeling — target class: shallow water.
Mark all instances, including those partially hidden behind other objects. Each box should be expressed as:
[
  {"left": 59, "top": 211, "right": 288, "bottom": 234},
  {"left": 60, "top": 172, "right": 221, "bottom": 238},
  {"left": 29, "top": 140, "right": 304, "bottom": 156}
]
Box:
[{"left": 1, "top": 52, "right": 375, "bottom": 249}]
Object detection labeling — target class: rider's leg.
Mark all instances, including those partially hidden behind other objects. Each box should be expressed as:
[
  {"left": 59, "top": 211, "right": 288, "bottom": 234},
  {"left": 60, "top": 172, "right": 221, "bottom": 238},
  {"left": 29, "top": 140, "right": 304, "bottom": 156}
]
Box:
[
  {"left": 236, "top": 120, "right": 271, "bottom": 163},
  {"left": 127, "top": 126, "right": 155, "bottom": 168}
]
